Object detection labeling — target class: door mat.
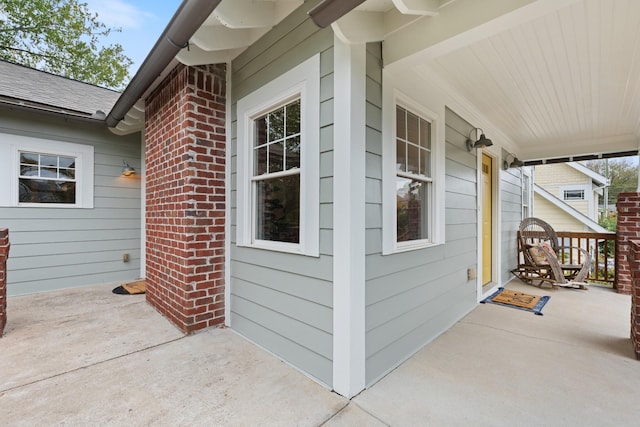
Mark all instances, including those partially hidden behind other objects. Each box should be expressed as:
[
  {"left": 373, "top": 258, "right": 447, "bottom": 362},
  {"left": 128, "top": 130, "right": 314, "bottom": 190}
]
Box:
[
  {"left": 481, "top": 287, "right": 550, "bottom": 315},
  {"left": 112, "top": 280, "right": 146, "bottom": 295}
]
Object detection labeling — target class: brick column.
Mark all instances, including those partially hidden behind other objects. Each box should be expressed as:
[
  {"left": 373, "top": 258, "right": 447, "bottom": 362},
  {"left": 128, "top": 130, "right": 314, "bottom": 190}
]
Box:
[
  {"left": 145, "top": 63, "right": 226, "bottom": 333},
  {"left": 616, "top": 192, "right": 640, "bottom": 294},
  {"left": 0, "top": 228, "right": 10, "bottom": 337},
  {"left": 629, "top": 240, "right": 640, "bottom": 358}
]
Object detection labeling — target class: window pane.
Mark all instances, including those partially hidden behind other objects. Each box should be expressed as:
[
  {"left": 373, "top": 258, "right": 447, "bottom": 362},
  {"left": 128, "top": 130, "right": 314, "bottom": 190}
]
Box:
[
  {"left": 286, "top": 136, "right": 301, "bottom": 170},
  {"left": 59, "top": 168, "right": 75, "bottom": 180},
  {"left": 20, "top": 152, "right": 38, "bottom": 164},
  {"left": 255, "top": 146, "right": 267, "bottom": 175},
  {"left": 407, "top": 144, "right": 419, "bottom": 174},
  {"left": 396, "top": 139, "right": 406, "bottom": 172},
  {"left": 19, "top": 178, "right": 76, "bottom": 204},
  {"left": 255, "top": 174, "right": 300, "bottom": 243},
  {"left": 41, "top": 155, "right": 57, "bottom": 167},
  {"left": 255, "top": 117, "right": 268, "bottom": 146},
  {"left": 269, "top": 141, "right": 284, "bottom": 173},
  {"left": 286, "top": 100, "right": 301, "bottom": 136},
  {"left": 406, "top": 111, "right": 419, "bottom": 144},
  {"left": 20, "top": 165, "right": 38, "bottom": 176},
  {"left": 268, "top": 107, "right": 285, "bottom": 142},
  {"left": 59, "top": 156, "right": 75, "bottom": 168},
  {"left": 41, "top": 167, "right": 57, "bottom": 178},
  {"left": 420, "top": 120, "right": 430, "bottom": 149},
  {"left": 396, "top": 176, "right": 428, "bottom": 242},
  {"left": 396, "top": 106, "right": 406, "bottom": 140},
  {"left": 420, "top": 150, "right": 431, "bottom": 177}
]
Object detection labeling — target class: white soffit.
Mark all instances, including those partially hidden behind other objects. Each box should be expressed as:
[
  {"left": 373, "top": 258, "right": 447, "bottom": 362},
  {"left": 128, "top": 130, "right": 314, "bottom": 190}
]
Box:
[{"left": 176, "top": 0, "right": 304, "bottom": 66}]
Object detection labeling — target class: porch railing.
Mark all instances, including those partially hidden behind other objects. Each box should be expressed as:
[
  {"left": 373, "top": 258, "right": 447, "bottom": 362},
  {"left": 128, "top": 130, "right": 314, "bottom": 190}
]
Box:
[
  {"left": 554, "top": 231, "right": 617, "bottom": 287},
  {"left": 516, "top": 231, "right": 617, "bottom": 287}
]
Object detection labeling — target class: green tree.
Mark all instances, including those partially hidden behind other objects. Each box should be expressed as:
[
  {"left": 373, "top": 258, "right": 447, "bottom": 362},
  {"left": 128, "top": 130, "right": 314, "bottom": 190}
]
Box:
[
  {"left": 586, "top": 157, "right": 639, "bottom": 205},
  {"left": 0, "top": 0, "right": 132, "bottom": 89}
]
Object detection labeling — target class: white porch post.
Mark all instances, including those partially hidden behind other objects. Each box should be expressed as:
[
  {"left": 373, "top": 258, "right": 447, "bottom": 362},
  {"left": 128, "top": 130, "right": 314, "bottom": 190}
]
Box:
[{"left": 332, "top": 36, "right": 367, "bottom": 398}]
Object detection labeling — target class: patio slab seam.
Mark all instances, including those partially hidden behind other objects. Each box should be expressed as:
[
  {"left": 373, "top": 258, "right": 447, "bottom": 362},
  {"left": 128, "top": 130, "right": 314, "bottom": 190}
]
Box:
[{"left": 0, "top": 335, "right": 186, "bottom": 394}]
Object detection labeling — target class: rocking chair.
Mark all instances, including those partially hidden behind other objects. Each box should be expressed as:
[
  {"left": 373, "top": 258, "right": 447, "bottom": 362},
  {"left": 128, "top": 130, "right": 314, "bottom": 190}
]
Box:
[{"left": 512, "top": 217, "right": 590, "bottom": 289}]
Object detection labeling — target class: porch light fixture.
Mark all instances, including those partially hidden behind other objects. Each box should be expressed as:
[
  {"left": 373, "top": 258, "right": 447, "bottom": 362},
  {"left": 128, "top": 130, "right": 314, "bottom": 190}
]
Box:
[
  {"left": 503, "top": 153, "right": 524, "bottom": 170},
  {"left": 466, "top": 128, "right": 493, "bottom": 151},
  {"left": 121, "top": 160, "right": 135, "bottom": 176}
]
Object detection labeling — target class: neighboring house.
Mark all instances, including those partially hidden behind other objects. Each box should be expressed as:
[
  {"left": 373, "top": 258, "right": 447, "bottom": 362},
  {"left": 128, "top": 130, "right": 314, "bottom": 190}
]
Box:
[
  {"left": 3, "top": 0, "right": 640, "bottom": 399},
  {"left": 533, "top": 162, "right": 609, "bottom": 233},
  {"left": 0, "top": 61, "right": 143, "bottom": 295}
]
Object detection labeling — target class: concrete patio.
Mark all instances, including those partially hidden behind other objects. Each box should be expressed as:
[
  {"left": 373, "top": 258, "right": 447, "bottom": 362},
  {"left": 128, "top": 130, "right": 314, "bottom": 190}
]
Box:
[{"left": 1, "top": 279, "right": 638, "bottom": 426}]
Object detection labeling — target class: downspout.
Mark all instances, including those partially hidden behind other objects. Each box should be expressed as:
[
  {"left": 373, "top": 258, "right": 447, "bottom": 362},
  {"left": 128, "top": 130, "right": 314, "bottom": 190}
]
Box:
[{"left": 106, "top": 0, "right": 222, "bottom": 128}]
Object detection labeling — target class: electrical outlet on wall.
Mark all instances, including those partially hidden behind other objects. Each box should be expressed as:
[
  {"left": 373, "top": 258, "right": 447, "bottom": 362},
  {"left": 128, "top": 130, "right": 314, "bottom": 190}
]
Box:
[{"left": 122, "top": 253, "right": 130, "bottom": 263}]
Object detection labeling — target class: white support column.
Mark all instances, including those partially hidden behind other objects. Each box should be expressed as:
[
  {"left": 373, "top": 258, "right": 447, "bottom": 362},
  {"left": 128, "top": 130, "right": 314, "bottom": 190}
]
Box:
[{"left": 332, "top": 36, "right": 367, "bottom": 398}]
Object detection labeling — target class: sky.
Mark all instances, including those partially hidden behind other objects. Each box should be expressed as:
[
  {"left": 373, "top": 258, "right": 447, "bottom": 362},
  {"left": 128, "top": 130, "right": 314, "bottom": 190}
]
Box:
[{"left": 84, "top": 0, "right": 183, "bottom": 76}]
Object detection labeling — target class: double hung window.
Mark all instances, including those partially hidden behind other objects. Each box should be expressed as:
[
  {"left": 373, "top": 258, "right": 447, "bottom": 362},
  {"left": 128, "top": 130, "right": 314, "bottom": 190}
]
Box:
[
  {"left": 236, "top": 55, "right": 319, "bottom": 256},
  {"left": 382, "top": 88, "right": 443, "bottom": 254},
  {"left": 253, "top": 98, "right": 301, "bottom": 243},
  {"left": 395, "top": 105, "right": 432, "bottom": 243}
]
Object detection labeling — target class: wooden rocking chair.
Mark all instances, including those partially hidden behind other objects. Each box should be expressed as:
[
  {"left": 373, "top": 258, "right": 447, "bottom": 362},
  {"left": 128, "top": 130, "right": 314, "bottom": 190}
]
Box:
[{"left": 511, "top": 217, "right": 590, "bottom": 289}]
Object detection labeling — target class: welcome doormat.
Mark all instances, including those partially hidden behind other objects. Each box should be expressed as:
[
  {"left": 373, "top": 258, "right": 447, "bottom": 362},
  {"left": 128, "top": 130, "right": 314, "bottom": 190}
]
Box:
[
  {"left": 112, "top": 280, "right": 146, "bottom": 295},
  {"left": 481, "top": 287, "right": 550, "bottom": 315}
]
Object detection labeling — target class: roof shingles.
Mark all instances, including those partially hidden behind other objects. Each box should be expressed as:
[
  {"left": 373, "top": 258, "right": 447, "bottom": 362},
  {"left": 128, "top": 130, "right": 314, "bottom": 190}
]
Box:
[{"left": 0, "top": 60, "right": 121, "bottom": 117}]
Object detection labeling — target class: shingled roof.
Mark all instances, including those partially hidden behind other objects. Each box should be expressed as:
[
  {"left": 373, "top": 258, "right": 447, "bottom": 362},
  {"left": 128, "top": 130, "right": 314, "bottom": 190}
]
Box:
[{"left": 0, "top": 60, "right": 121, "bottom": 119}]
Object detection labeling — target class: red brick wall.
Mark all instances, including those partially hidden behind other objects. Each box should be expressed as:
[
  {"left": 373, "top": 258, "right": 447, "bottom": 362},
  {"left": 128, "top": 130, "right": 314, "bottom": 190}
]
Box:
[
  {"left": 144, "top": 63, "right": 226, "bottom": 333},
  {"left": 0, "top": 228, "right": 9, "bottom": 337},
  {"left": 629, "top": 240, "right": 640, "bottom": 359},
  {"left": 616, "top": 192, "right": 640, "bottom": 295}
]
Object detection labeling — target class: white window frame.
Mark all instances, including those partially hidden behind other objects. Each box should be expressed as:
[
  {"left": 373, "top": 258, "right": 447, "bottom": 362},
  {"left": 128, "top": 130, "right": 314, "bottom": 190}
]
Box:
[
  {"left": 562, "top": 187, "right": 586, "bottom": 201},
  {"left": 522, "top": 166, "right": 533, "bottom": 219},
  {"left": 236, "top": 54, "right": 320, "bottom": 256},
  {"left": 0, "top": 134, "right": 94, "bottom": 208},
  {"left": 382, "top": 89, "right": 444, "bottom": 254}
]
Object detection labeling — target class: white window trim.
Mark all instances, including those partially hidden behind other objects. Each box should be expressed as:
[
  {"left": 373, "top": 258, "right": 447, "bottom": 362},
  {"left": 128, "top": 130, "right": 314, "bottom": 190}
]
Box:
[
  {"left": 236, "top": 54, "right": 320, "bottom": 256},
  {"left": 0, "top": 134, "right": 94, "bottom": 208},
  {"left": 382, "top": 88, "right": 444, "bottom": 255}
]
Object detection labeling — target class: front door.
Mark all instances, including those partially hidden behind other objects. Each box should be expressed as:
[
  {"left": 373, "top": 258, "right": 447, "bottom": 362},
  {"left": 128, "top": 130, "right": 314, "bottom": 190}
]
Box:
[{"left": 482, "top": 153, "right": 493, "bottom": 285}]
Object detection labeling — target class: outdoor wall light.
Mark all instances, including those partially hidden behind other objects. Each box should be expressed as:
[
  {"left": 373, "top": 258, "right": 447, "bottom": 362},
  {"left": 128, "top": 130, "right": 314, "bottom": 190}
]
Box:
[
  {"left": 121, "top": 160, "right": 135, "bottom": 176},
  {"left": 466, "top": 128, "right": 493, "bottom": 151},
  {"left": 503, "top": 153, "right": 524, "bottom": 170}
]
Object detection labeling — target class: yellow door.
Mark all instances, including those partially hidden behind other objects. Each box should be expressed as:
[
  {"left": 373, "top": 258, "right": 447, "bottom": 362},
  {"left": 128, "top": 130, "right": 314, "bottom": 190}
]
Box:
[{"left": 482, "top": 154, "right": 492, "bottom": 285}]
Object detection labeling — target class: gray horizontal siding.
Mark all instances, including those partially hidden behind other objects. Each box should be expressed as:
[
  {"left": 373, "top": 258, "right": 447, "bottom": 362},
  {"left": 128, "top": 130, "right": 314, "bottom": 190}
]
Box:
[
  {"left": 229, "top": 0, "right": 334, "bottom": 388},
  {"left": 501, "top": 165, "right": 523, "bottom": 283},
  {"left": 0, "top": 110, "right": 142, "bottom": 296},
  {"left": 365, "top": 105, "right": 479, "bottom": 385}
]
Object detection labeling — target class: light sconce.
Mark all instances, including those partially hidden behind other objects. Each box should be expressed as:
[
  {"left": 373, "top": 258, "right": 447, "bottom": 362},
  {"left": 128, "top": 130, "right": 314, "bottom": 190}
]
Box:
[
  {"left": 503, "top": 153, "right": 524, "bottom": 170},
  {"left": 466, "top": 128, "right": 493, "bottom": 151},
  {"left": 121, "top": 160, "right": 135, "bottom": 176}
]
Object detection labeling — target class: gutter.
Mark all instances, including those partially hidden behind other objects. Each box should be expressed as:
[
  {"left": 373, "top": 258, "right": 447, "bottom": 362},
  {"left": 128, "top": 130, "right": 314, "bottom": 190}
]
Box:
[
  {"left": 308, "top": 0, "right": 366, "bottom": 28},
  {"left": 106, "top": 0, "right": 222, "bottom": 128},
  {"left": 0, "top": 99, "right": 105, "bottom": 125}
]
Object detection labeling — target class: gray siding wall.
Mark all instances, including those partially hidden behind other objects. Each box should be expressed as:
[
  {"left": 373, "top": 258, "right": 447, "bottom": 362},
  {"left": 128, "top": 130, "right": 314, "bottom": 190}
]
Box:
[
  {"left": 500, "top": 162, "right": 522, "bottom": 283},
  {"left": 0, "top": 110, "right": 142, "bottom": 296},
  {"left": 364, "top": 58, "right": 479, "bottom": 385},
  {"left": 229, "top": 2, "right": 334, "bottom": 387}
]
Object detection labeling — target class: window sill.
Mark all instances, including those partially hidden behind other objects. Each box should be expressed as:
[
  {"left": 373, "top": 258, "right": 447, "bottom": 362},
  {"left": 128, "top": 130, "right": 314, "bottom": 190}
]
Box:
[
  {"left": 237, "top": 241, "right": 319, "bottom": 258},
  {"left": 384, "top": 240, "right": 443, "bottom": 255}
]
